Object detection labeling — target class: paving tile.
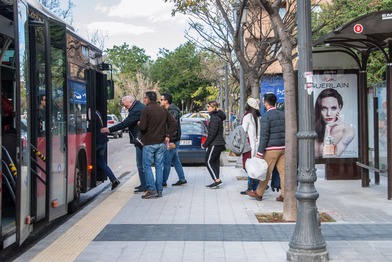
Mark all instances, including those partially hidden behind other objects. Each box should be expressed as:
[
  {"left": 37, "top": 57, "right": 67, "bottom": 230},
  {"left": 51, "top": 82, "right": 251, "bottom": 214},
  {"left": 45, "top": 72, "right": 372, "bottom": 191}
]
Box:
[{"left": 15, "top": 158, "right": 392, "bottom": 262}]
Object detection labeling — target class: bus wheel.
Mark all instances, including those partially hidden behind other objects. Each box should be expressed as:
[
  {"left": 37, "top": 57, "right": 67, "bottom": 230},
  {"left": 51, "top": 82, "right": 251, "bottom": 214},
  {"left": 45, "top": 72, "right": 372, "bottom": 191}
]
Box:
[{"left": 68, "top": 164, "right": 83, "bottom": 213}]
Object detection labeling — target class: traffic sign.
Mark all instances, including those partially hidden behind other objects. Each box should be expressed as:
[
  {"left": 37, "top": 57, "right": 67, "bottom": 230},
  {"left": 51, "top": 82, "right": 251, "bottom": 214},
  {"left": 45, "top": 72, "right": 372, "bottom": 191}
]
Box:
[{"left": 353, "top": 24, "right": 363, "bottom": 34}]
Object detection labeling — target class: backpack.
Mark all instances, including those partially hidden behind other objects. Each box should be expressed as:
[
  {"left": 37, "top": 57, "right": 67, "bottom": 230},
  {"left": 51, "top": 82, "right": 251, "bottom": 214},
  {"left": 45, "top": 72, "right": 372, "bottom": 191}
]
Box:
[{"left": 227, "top": 125, "right": 251, "bottom": 155}]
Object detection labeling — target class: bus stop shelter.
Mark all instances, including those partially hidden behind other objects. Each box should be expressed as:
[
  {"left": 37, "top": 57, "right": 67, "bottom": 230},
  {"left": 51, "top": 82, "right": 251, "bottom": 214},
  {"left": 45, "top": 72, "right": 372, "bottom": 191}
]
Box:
[{"left": 313, "top": 10, "right": 392, "bottom": 199}]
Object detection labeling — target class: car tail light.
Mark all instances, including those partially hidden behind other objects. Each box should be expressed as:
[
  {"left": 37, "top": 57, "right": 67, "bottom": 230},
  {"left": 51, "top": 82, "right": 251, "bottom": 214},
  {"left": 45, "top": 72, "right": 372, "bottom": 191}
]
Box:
[
  {"left": 107, "top": 120, "right": 114, "bottom": 124},
  {"left": 22, "top": 137, "right": 27, "bottom": 148},
  {"left": 201, "top": 135, "right": 207, "bottom": 145}
]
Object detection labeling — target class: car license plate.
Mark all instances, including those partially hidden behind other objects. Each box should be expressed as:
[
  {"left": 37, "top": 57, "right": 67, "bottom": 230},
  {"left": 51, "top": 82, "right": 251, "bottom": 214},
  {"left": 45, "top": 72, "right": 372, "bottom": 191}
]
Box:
[{"left": 180, "top": 140, "right": 192, "bottom": 145}]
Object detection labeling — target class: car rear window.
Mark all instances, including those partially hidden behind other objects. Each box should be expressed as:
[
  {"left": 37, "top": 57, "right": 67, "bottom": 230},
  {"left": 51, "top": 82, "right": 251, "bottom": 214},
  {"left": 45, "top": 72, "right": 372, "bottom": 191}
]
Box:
[
  {"left": 107, "top": 115, "right": 118, "bottom": 121},
  {"left": 181, "top": 122, "right": 204, "bottom": 135}
]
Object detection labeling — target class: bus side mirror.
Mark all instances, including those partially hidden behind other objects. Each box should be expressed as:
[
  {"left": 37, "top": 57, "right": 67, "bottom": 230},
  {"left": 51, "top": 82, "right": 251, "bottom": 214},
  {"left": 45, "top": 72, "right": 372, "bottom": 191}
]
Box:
[{"left": 107, "top": 80, "right": 114, "bottom": 100}]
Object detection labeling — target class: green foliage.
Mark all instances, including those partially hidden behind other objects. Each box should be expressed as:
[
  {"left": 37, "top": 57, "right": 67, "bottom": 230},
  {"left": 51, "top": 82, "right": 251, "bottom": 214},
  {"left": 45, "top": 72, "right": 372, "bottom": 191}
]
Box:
[
  {"left": 313, "top": 0, "right": 392, "bottom": 39},
  {"left": 148, "top": 42, "right": 215, "bottom": 111},
  {"left": 105, "top": 43, "right": 151, "bottom": 77},
  {"left": 312, "top": 0, "right": 392, "bottom": 84}
]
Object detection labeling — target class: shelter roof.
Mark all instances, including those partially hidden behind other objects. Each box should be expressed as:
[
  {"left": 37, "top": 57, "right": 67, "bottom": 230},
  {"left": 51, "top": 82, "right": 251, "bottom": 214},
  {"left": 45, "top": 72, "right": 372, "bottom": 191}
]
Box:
[{"left": 314, "top": 10, "right": 392, "bottom": 51}]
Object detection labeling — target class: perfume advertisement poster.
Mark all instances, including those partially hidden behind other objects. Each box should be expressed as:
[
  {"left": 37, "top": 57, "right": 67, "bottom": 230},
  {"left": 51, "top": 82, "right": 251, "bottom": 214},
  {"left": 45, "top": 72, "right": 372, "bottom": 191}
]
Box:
[{"left": 313, "top": 72, "right": 359, "bottom": 159}]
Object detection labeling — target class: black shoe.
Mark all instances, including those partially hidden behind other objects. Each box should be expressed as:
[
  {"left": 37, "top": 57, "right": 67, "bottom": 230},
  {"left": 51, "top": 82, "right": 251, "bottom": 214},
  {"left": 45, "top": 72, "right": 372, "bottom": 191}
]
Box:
[
  {"left": 111, "top": 180, "right": 120, "bottom": 191},
  {"left": 211, "top": 180, "right": 223, "bottom": 189},
  {"left": 172, "top": 180, "right": 187, "bottom": 186},
  {"left": 162, "top": 182, "right": 167, "bottom": 187},
  {"left": 240, "top": 190, "right": 249, "bottom": 195},
  {"left": 206, "top": 182, "right": 215, "bottom": 188},
  {"left": 135, "top": 185, "right": 142, "bottom": 189},
  {"left": 134, "top": 188, "right": 145, "bottom": 193},
  {"left": 141, "top": 190, "right": 158, "bottom": 199},
  {"left": 157, "top": 191, "right": 162, "bottom": 197}
]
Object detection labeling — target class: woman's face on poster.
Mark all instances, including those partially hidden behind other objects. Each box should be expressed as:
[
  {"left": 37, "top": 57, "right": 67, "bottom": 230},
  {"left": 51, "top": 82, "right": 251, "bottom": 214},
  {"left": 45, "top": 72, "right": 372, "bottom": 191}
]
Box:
[{"left": 321, "top": 96, "right": 341, "bottom": 124}]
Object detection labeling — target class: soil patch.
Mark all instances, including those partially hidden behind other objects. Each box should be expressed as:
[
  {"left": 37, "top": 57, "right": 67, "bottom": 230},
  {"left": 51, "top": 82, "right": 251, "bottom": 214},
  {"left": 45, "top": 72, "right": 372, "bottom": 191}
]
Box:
[{"left": 256, "top": 212, "right": 335, "bottom": 223}]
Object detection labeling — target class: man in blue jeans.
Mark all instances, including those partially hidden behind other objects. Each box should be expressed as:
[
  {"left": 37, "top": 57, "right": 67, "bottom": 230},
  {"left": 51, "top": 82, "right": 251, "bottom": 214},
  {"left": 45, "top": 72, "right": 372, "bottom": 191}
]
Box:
[
  {"left": 101, "top": 96, "right": 145, "bottom": 193},
  {"left": 95, "top": 110, "right": 120, "bottom": 190},
  {"left": 138, "top": 91, "right": 177, "bottom": 199},
  {"left": 160, "top": 93, "right": 187, "bottom": 186}
]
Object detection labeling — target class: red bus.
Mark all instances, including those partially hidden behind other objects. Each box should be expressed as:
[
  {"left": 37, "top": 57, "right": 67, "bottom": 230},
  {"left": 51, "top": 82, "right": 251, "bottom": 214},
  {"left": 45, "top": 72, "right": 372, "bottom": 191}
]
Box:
[{"left": 0, "top": 0, "right": 112, "bottom": 249}]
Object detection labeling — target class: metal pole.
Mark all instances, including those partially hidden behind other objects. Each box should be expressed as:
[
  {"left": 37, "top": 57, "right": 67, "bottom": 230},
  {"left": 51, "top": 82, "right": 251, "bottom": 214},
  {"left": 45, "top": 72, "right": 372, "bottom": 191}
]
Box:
[
  {"left": 287, "top": 0, "right": 328, "bottom": 261},
  {"left": 225, "top": 63, "right": 229, "bottom": 136},
  {"left": 239, "top": 24, "right": 245, "bottom": 118},
  {"left": 219, "top": 80, "right": 223, "bottom": 111},
  {"left": 386, "top": 41, "right": 392, "bottom": 199}
]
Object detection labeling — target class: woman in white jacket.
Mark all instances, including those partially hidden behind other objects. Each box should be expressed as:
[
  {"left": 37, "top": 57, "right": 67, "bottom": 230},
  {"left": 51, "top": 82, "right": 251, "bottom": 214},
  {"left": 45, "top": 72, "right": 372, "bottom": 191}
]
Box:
[{"left": 240, "top": 98, "right": 261, "bottom": 195}]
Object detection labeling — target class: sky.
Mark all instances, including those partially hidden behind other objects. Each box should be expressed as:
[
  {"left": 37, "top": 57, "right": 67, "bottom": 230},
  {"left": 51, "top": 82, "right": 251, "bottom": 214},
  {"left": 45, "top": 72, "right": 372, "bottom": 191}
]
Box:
[{"left": 70, "top": 0, "right": 190, "bottom": 59}]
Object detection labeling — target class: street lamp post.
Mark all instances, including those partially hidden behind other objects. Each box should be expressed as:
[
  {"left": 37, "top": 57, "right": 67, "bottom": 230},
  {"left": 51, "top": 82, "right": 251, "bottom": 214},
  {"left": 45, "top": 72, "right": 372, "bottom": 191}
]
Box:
[
  {"left": 287, "top": 0, "right": 328, "bottom": 261},
  {"left": 181, "top": 99, "right": 184, "bottom": 115},
  {"left": 224, "top": 62, "right": 229, "bottom": 136}
]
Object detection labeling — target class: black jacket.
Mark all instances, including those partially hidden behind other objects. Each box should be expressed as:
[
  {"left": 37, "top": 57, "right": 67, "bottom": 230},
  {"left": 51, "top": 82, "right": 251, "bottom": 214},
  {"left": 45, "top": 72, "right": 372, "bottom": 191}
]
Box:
[
  {"left": 95, "top": 111, "right": 108, "bottom": 145},
  {"left": 202, "top": 109, "right": 226, "bottom": 148},
  {"left": 258, "top": 108, "right": 285, "bottom": 154},
  {"left": 168, "top": 104, "right": 182, "bottom": 142},
  {"left": 109, "top": 100, "right": 145, "bottom": 144}
]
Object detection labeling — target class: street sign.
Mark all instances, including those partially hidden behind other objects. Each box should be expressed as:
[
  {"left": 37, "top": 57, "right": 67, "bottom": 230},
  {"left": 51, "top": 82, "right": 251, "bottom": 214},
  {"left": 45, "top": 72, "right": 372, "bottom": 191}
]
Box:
[{"left": 353, "top": 24, "right": 363, "bottom": 34}]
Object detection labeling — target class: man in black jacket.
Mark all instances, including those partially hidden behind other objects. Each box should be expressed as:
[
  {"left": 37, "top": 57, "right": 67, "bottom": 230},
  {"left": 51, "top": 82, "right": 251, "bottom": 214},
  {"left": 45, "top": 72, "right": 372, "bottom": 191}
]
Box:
[
  {"left": 160, "top": 93, "right": 187, "bottom": 186},
  {"left": 95, "top": 110, "right": 120, "bottom": 190},
  {"left": 247, "top": 93, "right": 285, "bottom": 202},
  {"left": 101, "top": 96, "right": 146, "bottom": 193}
]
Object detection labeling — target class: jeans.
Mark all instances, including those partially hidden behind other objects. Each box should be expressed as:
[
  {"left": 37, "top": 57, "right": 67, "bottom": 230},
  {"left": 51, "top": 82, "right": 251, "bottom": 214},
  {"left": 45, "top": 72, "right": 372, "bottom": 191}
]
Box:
[
  {"left": 135, "top": 145, "right": 146, "bottom": 190},
  {"left": 143, "top": 143, "right": 166, "bottom": 192},
  {"left": 96, "top": 143, "right": 116, "bottom": 182},
  {"left": 248, "top": 177, "right": 259, "bottom": 191},
  {"left": 163, "top": 141, "right": 186, "bottom": 183}
]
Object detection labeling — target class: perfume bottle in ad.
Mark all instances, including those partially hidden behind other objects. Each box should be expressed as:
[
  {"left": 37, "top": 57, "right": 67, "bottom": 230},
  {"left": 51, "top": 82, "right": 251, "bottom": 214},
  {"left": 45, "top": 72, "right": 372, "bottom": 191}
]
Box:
[{"left": 323, "top": 135, "right": 335, "bottom": 156}]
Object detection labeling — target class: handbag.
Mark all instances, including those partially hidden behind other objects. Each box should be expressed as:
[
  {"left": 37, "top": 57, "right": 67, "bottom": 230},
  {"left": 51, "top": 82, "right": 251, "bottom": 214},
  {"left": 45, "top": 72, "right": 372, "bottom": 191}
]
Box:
[{"left": 130, "top": 129, "right": 143, "bottom": 147}]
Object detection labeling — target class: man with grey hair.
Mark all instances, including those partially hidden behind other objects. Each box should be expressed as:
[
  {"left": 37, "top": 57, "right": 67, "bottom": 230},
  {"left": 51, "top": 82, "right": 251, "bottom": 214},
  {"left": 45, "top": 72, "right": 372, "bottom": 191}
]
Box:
[{"left": 101, "top": 95, "right": 146, "bottom": 192}]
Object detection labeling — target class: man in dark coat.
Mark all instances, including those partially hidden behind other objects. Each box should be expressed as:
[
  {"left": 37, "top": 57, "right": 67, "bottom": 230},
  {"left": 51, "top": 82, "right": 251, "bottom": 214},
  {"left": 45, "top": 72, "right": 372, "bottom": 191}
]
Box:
[
  {"left": 101, "top": 96, "right": 146, "bottom": 192},
  {"left": 138, "top": 91, "right": 177, "bottom": 199},
  {"left": 160, "top": 93, "right": 187, "bottom": 186},
  {"left": 247, "top": 93, "right": 285, "bottom": 202},
  {"left": 95, "top": 110, "right": 120, "bottom": 190}
]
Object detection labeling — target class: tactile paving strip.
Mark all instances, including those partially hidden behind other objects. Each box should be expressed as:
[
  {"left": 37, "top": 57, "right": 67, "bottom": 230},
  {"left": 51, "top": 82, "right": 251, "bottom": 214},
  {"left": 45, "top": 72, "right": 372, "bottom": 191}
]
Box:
[{"left": 30, "top": 175, "right": 138, "bottom": 262}]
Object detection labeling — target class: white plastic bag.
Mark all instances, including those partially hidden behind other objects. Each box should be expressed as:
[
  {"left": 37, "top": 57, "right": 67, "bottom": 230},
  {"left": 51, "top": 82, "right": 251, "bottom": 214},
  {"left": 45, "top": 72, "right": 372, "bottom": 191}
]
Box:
[{"left": 245, "top": 157, "right": 268, "bottom": 181}]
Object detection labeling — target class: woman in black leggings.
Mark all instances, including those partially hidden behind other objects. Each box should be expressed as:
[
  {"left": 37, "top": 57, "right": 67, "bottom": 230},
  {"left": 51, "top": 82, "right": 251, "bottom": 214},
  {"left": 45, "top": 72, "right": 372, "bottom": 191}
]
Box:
[{"left": 202, "top": 101, "right": 226, "bottom": 189}]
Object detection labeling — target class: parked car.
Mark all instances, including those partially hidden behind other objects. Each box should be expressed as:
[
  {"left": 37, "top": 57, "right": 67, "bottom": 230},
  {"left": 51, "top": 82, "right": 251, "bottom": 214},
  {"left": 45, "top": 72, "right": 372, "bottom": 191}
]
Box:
[
  {"left": 107, "top": 114, "right": 122, "bottom": 138},
  {"left": 178, "top": 120, "right": 208, "bottom": 164},
  {"left": 180, "top": 111, "right": 210, "bottom": 126}
]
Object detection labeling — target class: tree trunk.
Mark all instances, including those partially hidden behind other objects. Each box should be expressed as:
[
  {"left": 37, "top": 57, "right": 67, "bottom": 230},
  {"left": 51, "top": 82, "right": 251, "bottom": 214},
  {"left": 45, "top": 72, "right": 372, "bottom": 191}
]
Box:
[
  {"left": 280, "top": 59, "right": 298, "bottom": 222},
  {"left": 269, "top": 8, "right": 298, "bottom": 221},
  {"left": 250, "top": 77, "right": 260, "bottom": 99}
]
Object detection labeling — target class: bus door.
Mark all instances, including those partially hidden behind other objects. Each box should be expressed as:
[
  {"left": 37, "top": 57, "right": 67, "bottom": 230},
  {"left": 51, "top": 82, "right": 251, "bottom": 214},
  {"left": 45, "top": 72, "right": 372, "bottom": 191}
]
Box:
[
  {"left": 15, "top": 0, "right": 32, "bottom": 247},
  {"left": 88, "top": 70, "right": 108, "bottom": 186},
  {"left": 0, "top": 1, "right": 20, "bottom": 248},
  {"left": 46, "top": 19, "right": 68, "bottom": 221},
  {"left": 27, "top": 12, "right": 68, "bottom": 223}
]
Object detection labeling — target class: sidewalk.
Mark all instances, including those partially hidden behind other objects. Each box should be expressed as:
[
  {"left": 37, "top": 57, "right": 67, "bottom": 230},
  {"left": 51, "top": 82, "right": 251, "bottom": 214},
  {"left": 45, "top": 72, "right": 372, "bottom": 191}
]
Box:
[{"left": 15, "top": 152, "right": 392, "bottom": 262}]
